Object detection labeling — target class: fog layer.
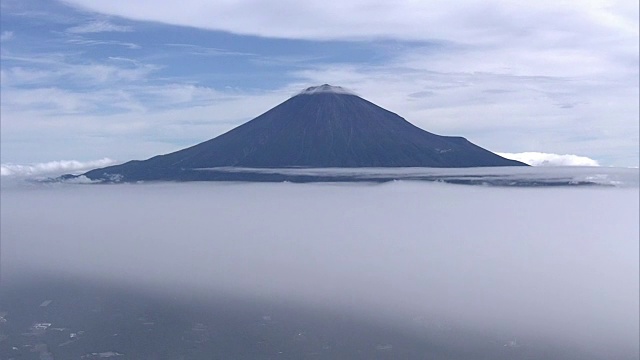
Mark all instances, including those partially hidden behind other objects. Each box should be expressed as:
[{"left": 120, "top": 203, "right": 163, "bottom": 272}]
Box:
[{"left": 1, "top": 180, "right": 638, "bottom": 358}]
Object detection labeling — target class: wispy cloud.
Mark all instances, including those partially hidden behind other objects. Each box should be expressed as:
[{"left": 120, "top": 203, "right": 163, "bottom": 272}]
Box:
[
  {"left": 1, "top": 31, "right": 14, "bottom": 41},
  {"left": 66, "top": 36, "right": 140, "bottom": 49},
  {"left": 66, "top": 20, "right": 132, "bottom": 33},
  {"left": 165, "top": 43, "right": 255, "bottom": 57},
  {"left": 0, "top": 158, "right": 118, "bottom": 177},
  {"left": 497, "top": 152, "right": 600, "bottom": 166},
  {"left": 1, "top": 55, "right": 159, "bottom": 88}
]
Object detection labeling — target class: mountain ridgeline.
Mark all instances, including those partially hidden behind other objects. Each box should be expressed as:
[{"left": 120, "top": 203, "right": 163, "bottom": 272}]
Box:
[{"left": 81, "top": 84, "right": 526, "bottom": 182}]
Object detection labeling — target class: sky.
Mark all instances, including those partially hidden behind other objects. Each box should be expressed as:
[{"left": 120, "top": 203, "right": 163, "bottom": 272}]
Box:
[{"left": 1, "top": 0, "right": 638, "bottom": 171}]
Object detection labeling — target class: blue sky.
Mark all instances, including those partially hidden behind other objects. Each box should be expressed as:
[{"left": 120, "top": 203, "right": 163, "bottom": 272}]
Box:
[{"left": 1, "top": 0, "right": 638, "bottom": 172}]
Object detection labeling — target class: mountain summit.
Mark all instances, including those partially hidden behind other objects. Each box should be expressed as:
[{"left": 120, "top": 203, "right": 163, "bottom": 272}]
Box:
[{"left": 81, "top": 84, "right": 526, "bottom": 182}]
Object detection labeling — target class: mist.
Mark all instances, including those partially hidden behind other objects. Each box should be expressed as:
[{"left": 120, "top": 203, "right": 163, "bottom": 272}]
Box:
[{"left": 1, "top": 178, "right": 638, "bottom": 358}]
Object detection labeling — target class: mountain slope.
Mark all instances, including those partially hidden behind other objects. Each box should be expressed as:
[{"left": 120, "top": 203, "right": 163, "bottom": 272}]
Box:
[{"left": 83, "top": 84, "right": 526, "bottom": 182}]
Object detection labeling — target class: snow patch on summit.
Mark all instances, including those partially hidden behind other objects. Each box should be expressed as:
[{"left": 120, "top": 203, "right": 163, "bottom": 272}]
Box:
[{"left": 296, "top": 84, "right": 355, "bottom": 96}]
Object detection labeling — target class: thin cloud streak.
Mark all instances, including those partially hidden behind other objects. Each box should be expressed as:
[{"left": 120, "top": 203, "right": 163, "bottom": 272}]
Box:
[
  {"left": 65, "top": 36, "right": 140, "bottom": 49},
  {"left": 164, "top": 43, "right": 256, "bottom": 57},
  {"left": 66, "top": 20, "right": 132, "bottom": 33}
]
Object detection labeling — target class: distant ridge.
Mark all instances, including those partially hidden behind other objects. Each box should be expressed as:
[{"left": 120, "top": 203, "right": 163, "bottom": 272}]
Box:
[{"left": 80, "top": 84, "right": 526, "bottom": 182}]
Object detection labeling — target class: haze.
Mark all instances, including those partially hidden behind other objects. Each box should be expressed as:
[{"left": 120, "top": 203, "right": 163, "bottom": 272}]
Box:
[{"left": 1, "top": 175, "right": 638, "bottom": 358}]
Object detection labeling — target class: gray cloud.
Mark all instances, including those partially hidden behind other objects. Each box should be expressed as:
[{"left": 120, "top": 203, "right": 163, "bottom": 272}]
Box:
[{"left": 1, "top": 177, "right": 638, "bottom": 358}]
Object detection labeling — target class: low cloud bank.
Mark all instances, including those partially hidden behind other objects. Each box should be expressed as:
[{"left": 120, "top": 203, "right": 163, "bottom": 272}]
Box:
[
  {"left": 2, "top": 181, "right": 637, "bottom": 359},
  {"left": 497, "top": 152, "right": 599, "bottom": 166},
  {"left": 0, "top": 158, "right": 117, "bottom": 177}
]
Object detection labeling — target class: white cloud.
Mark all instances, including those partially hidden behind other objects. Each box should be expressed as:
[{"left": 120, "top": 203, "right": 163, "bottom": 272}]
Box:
[
  {"left": 1, "top": 31, "right": 14, "bottom": 41},
  {"left": 58, "top": 0, "right": 638, "bottom": 88},
  {"left": 61, "top": 175, "right": 99, "bottom": 183},
  {"left": 497, "top": 152, "right": 600, "bottom": 166},
  {"left": 60, "top": 1, "right": 638, "bottom": 43},
  {"left": 66, "top": 20, "right": 132, "bottom": 33},
  {"left": 0, "top": 158, "right": 118, "bottom": 177},
  {"left": 1, "top": 55, "right": 158, "bottom": 87}
]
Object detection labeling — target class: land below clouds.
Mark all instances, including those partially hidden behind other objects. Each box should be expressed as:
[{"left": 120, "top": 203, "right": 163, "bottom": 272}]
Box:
[{"left": 0, "top": 274, "right": 622, "bottom": 360}]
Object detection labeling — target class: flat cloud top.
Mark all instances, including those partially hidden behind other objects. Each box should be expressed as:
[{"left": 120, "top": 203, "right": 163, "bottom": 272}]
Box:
[
  {"left": 2, "top": 180, "right": 638, "bottom": 358},
  {"left": 497, "top": 152, "right": 600, "bottom": 167}
]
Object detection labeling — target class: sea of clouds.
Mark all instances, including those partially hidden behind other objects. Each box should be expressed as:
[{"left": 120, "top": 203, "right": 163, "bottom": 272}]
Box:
[{"left": 1, "top": 174, "right": 638, "bottom": 359}]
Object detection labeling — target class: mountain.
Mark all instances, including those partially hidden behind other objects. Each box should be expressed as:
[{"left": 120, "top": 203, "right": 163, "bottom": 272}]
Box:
[{"left": 80, "top": 84, "right": 526, "bottom": 182}]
